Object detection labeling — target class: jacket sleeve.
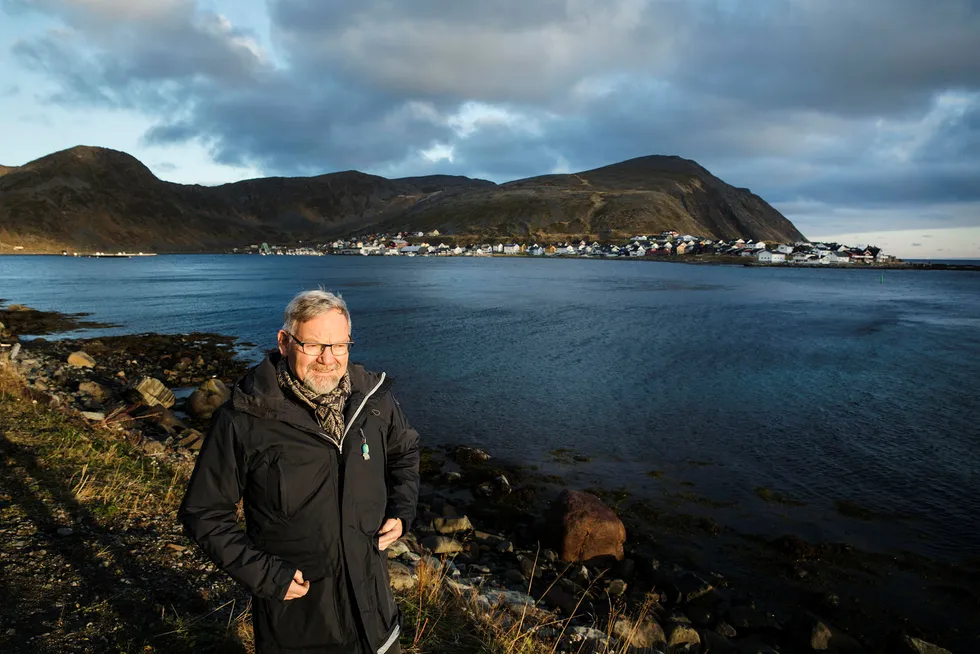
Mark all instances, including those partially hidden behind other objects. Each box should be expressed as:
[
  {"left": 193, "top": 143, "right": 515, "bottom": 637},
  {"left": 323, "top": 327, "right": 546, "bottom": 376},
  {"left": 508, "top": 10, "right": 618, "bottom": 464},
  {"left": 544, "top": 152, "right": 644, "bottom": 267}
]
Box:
[
  {"left": 384, "top": 395, "right": 420, "bottom": 530},
  {"left": 178, "top": 407, "right": 296, "bottom": 600}
]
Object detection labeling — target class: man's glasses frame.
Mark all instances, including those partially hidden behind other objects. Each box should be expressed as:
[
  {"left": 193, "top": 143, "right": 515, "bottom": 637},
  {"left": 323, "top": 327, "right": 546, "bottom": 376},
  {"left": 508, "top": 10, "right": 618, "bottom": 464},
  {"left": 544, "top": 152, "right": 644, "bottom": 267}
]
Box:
[{"left": 285, "top": 332, "right": 354, "bottom": 357}]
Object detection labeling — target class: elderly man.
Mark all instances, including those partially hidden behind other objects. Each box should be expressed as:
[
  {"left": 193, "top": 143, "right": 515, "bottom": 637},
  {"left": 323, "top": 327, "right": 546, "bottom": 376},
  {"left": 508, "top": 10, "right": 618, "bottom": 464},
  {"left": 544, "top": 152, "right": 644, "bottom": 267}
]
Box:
[{"left": 179, "top": 290, "right": 419, "bottom": 654}]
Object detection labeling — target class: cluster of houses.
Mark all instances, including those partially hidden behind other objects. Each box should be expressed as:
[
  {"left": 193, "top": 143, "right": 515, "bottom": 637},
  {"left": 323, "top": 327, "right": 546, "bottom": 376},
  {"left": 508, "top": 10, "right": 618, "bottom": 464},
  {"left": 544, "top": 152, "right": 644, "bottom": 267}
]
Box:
[{"left": 237, "top": 230, "right": 893, "bottom": 264}]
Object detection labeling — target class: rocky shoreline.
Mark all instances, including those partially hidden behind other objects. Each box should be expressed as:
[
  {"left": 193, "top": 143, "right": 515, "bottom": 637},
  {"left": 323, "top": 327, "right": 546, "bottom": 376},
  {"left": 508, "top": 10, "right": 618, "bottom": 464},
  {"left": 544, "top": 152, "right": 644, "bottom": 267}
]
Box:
[{"left": 0, "top": 302, "right": 971, "bottom": 653}]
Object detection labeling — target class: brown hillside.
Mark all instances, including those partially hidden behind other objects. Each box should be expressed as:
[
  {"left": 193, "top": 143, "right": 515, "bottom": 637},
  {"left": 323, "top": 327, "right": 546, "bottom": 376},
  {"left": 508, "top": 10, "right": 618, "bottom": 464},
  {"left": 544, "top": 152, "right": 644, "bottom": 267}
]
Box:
[
  {"left": 0, "top": 146, "right": 804, "bottom": 253},
  {"left": 382, "top": 155, "right": 805, "bottom": 243}
]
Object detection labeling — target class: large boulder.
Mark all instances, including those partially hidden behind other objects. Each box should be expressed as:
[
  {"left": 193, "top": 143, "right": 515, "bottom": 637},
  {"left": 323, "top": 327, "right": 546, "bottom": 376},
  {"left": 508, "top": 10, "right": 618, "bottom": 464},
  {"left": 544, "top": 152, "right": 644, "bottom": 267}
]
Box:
[
  {"left": 186, "top": 378, "right": 231, "bottom": 420},
  {"left": 134, "top": 377, "right": 175, "bottom": 408},
  {"left": 547, "top": 489, "right": 626, "bottom": 563}
]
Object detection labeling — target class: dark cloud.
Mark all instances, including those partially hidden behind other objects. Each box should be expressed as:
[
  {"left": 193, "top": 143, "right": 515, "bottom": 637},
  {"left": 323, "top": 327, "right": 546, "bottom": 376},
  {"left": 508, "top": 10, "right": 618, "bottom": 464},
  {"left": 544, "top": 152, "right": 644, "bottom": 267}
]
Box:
[{"left": 5, "top": 0, "right": 980, "bottom": 233}]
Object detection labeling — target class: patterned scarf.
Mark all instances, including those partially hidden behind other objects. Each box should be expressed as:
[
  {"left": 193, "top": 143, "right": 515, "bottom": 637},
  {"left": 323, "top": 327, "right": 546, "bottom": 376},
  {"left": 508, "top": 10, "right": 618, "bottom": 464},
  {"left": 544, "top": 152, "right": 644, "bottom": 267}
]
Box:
[{"left": 276, "top": 357, "right": 351, "bottom": 444}]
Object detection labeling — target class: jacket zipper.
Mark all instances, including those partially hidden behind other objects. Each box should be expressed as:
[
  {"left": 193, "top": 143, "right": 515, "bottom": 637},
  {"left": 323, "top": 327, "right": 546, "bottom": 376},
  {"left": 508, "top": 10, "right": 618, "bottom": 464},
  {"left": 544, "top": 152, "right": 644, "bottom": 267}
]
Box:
[
  {"left": 337, "top": 372, "right": 387, "bottom": 449},
  {"left": 320, "top": 373, "right": 386, "bottom": 452}
]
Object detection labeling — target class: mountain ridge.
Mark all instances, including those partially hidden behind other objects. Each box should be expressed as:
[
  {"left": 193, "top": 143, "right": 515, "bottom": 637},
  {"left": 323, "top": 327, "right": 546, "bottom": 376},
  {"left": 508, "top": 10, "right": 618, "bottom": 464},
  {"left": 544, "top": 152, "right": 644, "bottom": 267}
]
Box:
[{"left": 0, "top": 146, "right": 805, "bottom": 252}]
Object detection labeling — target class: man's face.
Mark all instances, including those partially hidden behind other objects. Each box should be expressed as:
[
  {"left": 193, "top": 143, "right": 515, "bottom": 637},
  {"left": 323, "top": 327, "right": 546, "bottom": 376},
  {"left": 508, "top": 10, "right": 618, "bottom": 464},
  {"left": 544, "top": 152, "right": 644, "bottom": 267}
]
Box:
[{"left": 277, "top": 310, "right": 350, "bottom": 394}]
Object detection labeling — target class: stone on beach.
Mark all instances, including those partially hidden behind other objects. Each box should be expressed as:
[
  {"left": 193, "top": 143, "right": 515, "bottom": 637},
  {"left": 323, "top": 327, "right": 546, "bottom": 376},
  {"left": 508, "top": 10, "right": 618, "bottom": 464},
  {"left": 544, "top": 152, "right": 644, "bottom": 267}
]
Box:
[
  {"left": 667, "top": 623, "right": 701, "bottom": 652},
  {"left": 177, "top": 429, "right": 204, "bottom": 450},
  {"left": 387, "top": 561, "right": 416, "bottom": 592},
  {"left": 134, "top": 377, "right": 175, "bottom": 408},
  {"left": 186, "top": 378, "right": 230, "bottom": 420},
  {"left": 78, "top": 380, "right": 110, "bottom": 402},
  {"left": 547, "top": 488, "right": 626, "bottom": 563},
  {"left": 433, "top": 515, "right": 473, "bottom": 534},
  {"left": 611, "top": 616, "right": 667, "bottom": 650},
  {"left": 421, "top": 534, "right": 464, "bottom": 555},
  {"left": 890, "top": 635, "right": 952, "bottom": 654},
  {"left": 67, "top": 351, "right": 96, "bottom": 368}
]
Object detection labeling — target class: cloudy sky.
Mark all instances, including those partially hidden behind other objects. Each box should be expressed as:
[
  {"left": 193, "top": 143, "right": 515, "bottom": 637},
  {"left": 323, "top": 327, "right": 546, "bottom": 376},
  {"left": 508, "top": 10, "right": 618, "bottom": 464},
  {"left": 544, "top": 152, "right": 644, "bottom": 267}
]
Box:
[{"left": 2, "top": 0, "right": 978, "bottom": 258}]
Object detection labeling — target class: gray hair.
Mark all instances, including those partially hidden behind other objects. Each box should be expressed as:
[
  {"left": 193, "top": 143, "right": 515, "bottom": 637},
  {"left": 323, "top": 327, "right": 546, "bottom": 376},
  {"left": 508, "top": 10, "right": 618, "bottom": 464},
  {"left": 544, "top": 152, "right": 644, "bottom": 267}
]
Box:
[{"left": 281, "top": 289, "right": 352, "bottom": 336}]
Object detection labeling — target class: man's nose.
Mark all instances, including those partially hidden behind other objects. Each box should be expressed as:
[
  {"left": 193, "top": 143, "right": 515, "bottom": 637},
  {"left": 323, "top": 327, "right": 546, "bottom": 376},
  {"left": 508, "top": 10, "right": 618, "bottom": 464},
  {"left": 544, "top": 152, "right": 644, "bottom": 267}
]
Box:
[{"left": 317, "top": 348, "right": 338, "bottom": 364}]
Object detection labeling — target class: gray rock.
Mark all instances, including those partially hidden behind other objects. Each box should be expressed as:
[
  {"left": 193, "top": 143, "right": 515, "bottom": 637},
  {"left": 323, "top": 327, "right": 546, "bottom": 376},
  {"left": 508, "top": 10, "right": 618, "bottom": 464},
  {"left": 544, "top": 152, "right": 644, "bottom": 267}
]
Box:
[
  {"left": 67, "top": 351, "right": 96, "bottom": 368},
  {"left": 612, "top": 616, "right": 666, "bottom": 649},
  {"left": 443, "top": 471, "right": 462, "bottom": 483},
  {"left": 715, "top": 622, "right": 737, "bottom": 638},
  {"left": 670, "top": 572, "right": 715, "bottom": 604},
  {"left": 728, "top": 605, "right": 780, "bottom": 630},
  {"left": 569, "top": 564, "right": 590, "bottom": 585},
  {"left": 56, "top": 527, "right": 73, "bottom": 537},
  {"left": 387, "top": 561, "right": 416, "bottom": 592},
  {"left": 481, "top": 589, "right": 534, "bottom": 607},
  {"left": 700, "top": 629, "right": 738, "bottom": 653},
  {"left": 608, "top": 578, "right": 628, "bottom": 596},
  {"left": 421, "top": 534, "right": 463, "bottom": 555},
  {"left": 186, "top": 378, "right": 231, "bottom": 420},
  {"left": 80, "top": 411, "right": 106, "bottom": 422},
  {"left": 564, "top": 626, "right": 613, "bottom": 653},
  {"left": 177, "top": 429, "right": 204, "bottom": 450},
  {"left": 135, "top": 377, "right": 175, "bottom": 408},
  {"left": 668, "top": 623, "right": 701, "bottom": 652},
  {"left": 386, "top": 539, "right": 411, "bottom": 559},
  {"left": 794, "top": 612, "right": 864, "bottom": 654},
  {"left": 453, "top": 446, "right": 491, "bottom": 464},
  {"left": 687, "top": 604, "right": 716, "bottom": 626},
  {"left": 505, "top": 569, "right": 526, "bottom": 585},
  {"left": 433, "top": 516, "right": 473, "bottom": 534},
  {"left": 9, "top": 343, "right": 20, "bottom": 360},
  {"left": 896, "top": 636, "right": 952, "bottom": 654},
  {"left": 496, "top": 539, "right": 514, "bottom": 553},
  {"left": 517, "top": 554, "right": 542, "bottom": 579},
  {"left": 142, "top": 440, "right": 167, "bottom": 455},
  {"left": 78, "top": 381, "right": 110, "bottom": 402},
  {"left": 735, "top": 638, "right": 780, "bottom": 654}
]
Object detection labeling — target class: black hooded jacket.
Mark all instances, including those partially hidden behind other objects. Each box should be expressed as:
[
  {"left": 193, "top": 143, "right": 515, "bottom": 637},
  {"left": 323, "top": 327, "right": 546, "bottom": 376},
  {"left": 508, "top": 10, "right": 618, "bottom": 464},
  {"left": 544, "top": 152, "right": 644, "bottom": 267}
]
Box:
[{"left": 178, "top": 354, "right": 420, "bottom": 653}]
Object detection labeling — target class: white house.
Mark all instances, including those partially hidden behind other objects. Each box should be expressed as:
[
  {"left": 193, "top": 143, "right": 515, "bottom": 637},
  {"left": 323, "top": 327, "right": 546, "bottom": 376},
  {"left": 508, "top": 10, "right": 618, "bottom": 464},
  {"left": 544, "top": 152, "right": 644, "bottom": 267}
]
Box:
[
  {"left": 826, "top": 252, "right": 851, "bottom": 264},
  {"left": 776, "top": 244, "right": 794, "bottom": 255},
  {"left": 753, "top": 241, "right": 767, "bottom": 250},
  {"left": 503, "top": 243, "right": 522, "bottom": 254},
  {"left": 756, "top": 250, "right": 785, "bottom": 263}
]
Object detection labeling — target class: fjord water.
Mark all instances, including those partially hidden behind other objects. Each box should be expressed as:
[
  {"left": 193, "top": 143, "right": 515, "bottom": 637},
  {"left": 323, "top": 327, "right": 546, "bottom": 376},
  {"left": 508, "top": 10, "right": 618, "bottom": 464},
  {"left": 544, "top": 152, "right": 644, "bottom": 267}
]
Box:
[{"left": 3, "top": 255, "right": 978, "bottom": 563}]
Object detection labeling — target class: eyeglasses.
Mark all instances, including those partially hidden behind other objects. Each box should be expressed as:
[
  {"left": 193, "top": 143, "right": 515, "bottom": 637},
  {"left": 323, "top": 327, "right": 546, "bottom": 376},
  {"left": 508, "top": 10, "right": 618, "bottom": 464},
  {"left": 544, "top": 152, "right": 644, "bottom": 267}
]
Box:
[{"left": 285, "top": 332, "right": 354, "bottom": 357}]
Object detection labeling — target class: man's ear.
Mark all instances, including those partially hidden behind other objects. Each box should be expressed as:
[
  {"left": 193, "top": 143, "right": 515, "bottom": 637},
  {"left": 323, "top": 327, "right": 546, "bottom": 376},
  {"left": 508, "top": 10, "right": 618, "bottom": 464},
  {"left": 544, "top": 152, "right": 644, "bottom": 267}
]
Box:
[{"left": 276, "top": 330, "right": 289, "bottom": 357}]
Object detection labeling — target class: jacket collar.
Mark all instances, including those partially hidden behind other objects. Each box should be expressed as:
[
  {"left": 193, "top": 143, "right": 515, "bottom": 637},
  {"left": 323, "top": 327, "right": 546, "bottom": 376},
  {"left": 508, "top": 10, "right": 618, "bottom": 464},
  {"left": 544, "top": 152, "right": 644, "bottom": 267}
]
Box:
[{"left": 232, "top": 352, "right": 391, "bottom": 433}]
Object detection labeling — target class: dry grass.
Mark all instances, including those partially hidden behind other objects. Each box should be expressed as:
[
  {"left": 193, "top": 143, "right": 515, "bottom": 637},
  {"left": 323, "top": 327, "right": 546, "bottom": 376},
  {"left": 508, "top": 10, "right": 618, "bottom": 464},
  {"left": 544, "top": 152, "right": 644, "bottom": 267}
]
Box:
[{"left": 399, "top": 554, "right": 663, "bottom": 654}]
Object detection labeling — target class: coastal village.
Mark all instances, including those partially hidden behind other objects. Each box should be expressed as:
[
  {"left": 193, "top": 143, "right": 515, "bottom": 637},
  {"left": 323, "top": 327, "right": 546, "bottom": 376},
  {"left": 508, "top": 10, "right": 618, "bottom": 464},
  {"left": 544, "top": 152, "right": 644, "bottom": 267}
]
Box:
[{"left": 237, "top": 230, "right": 895, "bottom": 264}]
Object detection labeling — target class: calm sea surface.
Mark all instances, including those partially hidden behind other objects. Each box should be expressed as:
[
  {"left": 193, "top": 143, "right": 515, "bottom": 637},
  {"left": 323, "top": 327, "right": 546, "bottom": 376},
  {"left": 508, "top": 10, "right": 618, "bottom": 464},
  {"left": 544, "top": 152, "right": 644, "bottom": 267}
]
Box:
[{"left": 2, "top": 255, "right": 978, "bottom": 563}]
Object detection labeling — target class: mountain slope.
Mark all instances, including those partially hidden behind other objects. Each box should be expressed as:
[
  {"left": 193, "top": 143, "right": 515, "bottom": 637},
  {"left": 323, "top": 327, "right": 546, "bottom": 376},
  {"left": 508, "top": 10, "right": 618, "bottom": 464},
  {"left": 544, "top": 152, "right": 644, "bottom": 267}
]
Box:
[{"left": 0, "top": 146, "right": 804, "bottom": 252}]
